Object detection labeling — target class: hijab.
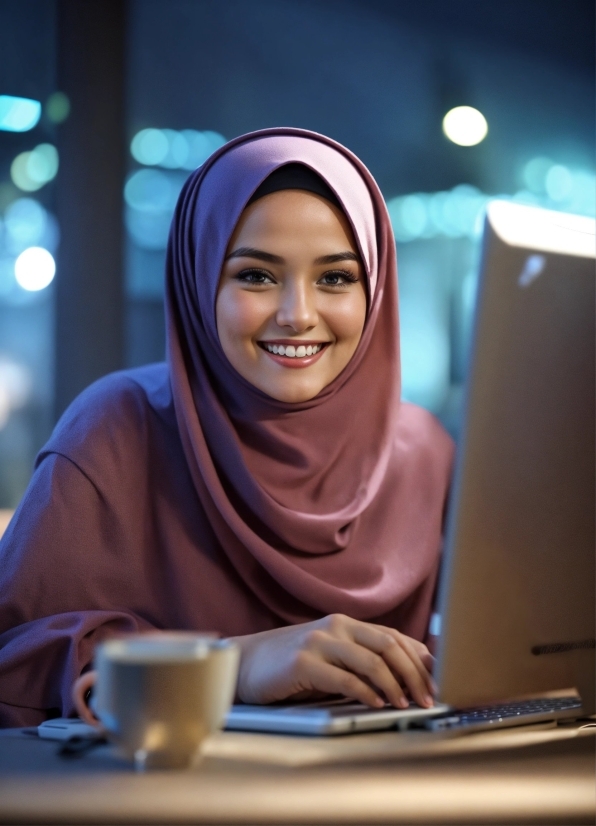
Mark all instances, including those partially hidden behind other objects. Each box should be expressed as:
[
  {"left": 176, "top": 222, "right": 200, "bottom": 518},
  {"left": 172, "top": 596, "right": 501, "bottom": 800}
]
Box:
[{"left": 166, "top": 127, "right": 454, "bottom": 623}]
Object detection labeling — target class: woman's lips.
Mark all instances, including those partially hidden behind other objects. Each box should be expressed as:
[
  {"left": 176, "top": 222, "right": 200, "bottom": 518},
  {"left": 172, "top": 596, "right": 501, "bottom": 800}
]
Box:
[{"left": 258, "top": 341, "right": 329, "bottom": 369}]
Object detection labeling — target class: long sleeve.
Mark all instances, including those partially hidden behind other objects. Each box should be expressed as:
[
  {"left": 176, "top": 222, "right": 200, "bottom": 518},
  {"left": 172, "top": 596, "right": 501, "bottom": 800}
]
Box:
[{"left": 0, "top": 454, "right": 154, "bottom": 727}]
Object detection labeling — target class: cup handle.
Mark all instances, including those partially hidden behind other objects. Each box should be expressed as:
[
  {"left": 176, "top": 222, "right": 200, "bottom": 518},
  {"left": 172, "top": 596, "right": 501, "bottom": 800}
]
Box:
[{"left": 72, "top": 670, "right": 101, "bottom": 727}]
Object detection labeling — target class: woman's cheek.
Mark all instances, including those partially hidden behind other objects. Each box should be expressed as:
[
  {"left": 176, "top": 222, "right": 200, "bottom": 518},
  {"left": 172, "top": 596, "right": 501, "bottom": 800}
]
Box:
[
  {"left": 235, "top": 292, "right": 272, "bottom": 338},
  {"left": 218, "top": 289, "right": 273, "bottom": 357},
  {"left": 321, "top": 295, "right": 366, "bottom": 344}
]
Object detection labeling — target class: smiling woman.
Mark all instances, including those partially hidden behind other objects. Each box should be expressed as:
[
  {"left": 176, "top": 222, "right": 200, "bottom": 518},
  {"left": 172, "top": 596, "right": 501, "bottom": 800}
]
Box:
[{"left": 0, "top": 129, "right": 454, "bottom": 727}]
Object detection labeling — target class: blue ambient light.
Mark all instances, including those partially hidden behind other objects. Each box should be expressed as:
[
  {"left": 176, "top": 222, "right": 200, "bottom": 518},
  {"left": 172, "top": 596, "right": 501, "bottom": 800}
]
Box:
[
  {"left": 0, "top": 96, "right": 42, "bottom": 132},
  {"left": 10, "top": 145, "right": 59, "bottom": 192},
  {"left": 130, "top": 128, "right": 226, "bottom": 170}
]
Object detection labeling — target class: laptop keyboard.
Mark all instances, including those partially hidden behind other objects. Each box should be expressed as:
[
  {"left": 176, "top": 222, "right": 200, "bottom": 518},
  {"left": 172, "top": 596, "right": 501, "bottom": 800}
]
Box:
[{"left": 427, "top": 695, "right": 582, "bottom": 730}]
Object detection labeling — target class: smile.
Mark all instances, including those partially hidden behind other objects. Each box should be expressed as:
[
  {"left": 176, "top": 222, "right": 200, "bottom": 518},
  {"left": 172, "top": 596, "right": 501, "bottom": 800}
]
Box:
[
  {"left": 263, "top": 343, "right": 323, "bottom": 358},
  {"left": 258, "top": 341, "right": 329, "bottom": 369}
]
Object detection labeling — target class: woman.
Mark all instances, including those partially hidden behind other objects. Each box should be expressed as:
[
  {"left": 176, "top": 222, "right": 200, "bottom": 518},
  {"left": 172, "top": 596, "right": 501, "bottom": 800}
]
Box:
[{"left": 0, "top": 128, "right": 453, "bottom": 727}]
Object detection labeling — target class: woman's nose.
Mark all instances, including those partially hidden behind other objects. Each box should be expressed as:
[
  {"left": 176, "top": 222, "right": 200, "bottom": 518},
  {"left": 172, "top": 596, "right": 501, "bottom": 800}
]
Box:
[{"left": 275, "top": 281, "right": 318, "bottom": 332}]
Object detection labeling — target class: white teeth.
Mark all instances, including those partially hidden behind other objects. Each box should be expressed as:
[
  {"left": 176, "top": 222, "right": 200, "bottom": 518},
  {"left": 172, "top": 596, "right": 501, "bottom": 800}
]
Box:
[{"left": 264, "top": 343, "right": 323, "bottom": 358}]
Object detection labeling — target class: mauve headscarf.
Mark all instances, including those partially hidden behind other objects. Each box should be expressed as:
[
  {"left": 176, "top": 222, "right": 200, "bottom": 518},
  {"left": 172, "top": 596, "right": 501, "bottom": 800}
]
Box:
[
  {"left": 0, "top": 128, "right": 453, "bottom": 727},
  {"left": 166, "top": 127, "right": 453, "bottom": 620}
]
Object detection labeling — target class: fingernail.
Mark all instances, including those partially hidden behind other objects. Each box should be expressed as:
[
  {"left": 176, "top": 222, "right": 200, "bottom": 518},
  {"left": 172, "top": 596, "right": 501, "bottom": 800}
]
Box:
[
  {"left": 374, "top": 696, "right": 385, "bottom": 708},
  {"left": 424, "top": 695, "right": 434, "bottom": 707},
  {"left": 398, "top": 697, "right": 409, "bottom": 709}
]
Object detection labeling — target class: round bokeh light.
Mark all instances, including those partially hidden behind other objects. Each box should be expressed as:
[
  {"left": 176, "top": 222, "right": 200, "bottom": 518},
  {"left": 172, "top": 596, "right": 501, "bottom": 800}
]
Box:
[
  {"left": 14, "top": 247, "right": 56, "bottom": 291},
  {"left": 442, "top": 106, "right": 488, "bottom": 147}
]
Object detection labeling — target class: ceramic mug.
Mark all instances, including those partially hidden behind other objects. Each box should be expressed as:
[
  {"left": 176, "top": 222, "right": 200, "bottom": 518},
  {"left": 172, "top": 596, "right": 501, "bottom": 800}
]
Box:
[{"left": 75, "top": 632, "right": 239, "bottom": 770}]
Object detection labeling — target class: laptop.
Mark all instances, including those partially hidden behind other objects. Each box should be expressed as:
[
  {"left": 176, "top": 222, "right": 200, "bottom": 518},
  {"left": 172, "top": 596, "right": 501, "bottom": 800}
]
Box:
[{"left": 225, "top": 201, "right": 596, "bottom": 736}]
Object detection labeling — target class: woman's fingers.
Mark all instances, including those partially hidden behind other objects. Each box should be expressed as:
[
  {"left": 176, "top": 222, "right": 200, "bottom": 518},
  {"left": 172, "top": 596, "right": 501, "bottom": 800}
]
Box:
[
  {"left": 381, "top": 629, "right": 434, "bottom": 691},
  {"left": 398, "top": 635, "right": 436, "bottom": 691},
  {"left": 299, "top": 655, "right": 385, "bottom": 708},
  {"left": 374, "top": 625, "right": 435, "bottom": 684},
  {"left": 316, "top": 636, "right": 409, "bottom": 708},
  {"left": 350, "top": 624, "right": 434, "bottom": 707}
]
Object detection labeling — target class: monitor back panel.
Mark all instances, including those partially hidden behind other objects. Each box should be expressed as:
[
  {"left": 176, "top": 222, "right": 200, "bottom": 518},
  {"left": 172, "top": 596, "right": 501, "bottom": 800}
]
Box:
[{"left": 436, "top": 212, "right": 595, "bottom": 709}]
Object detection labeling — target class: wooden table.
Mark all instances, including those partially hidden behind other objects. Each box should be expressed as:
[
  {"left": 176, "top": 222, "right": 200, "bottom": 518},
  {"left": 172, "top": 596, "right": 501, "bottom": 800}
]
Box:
[{"left": 0, "top": 720, "right": 593, "bottom": 824}]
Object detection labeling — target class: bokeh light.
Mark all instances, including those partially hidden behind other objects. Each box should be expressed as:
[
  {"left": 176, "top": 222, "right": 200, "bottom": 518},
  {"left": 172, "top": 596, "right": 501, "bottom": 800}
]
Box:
[
  {"left": 0, "top": 358, "right": 32, "bottom": 431},
  {"left": 45, "top": 92, "right": 70, "bottom": 124},
  {"left": 160, "top": 129, "right": 188, "bottom": 168},
  {"left": 0, "top": 383, "right": 9, "bottom": 430},
  {"left": 442, "top": 106, "right": 488, "bottom": 147},
  {"left": 4, "top": 198, "right": 47, "bottom": 253},
  {"left": 385, "top": 169, "right": 594, "bottom": 248},
  {"left": 521, "top": 158, "right": 595, "bottom": 215},
  {"left": 130, "top": 128, "right": 226, "bottom": 170},
  {"left": 567, "top": 170, "right": 596, "bottom": 214},
  {"left": 27, "top": 144, "right": 59, "bottom": 185},
  {"left": 2, "top": 198, "right": 59, "bottom": 258},
  {"left": 124, "top": 169, "right": 183, "bottom": 249},
  {"left": 130, "top": 129, "right": 169, "bottom": 165},
  {"left": 10, "top": 144, "right": 59, "bottom": 192},
  {"left": 11, "top": 153, "right": 38, "bottom": 191},
  {"left": 0, "top": 96, "right": 41, "bottom": 132},
  {"left": 0, "top": 183, "right": 18, "bottom": 213},
  {"left": 124, "top": 169, "right": 178, "bottom": 212},
  {"left": 387, "top": 186, "right": 488, "bottom": 242},
  {"left": 544, "top": 164, "right": 573, "bottom": 201},
  {"left": 522, "top": 157, "right": 552, "bottom": 193},
  {"left": 0, "top": 358, "right": 32, "bottom": 409},
  {"left": 14, "top": 247, "right": 56, "bottom": 291}
]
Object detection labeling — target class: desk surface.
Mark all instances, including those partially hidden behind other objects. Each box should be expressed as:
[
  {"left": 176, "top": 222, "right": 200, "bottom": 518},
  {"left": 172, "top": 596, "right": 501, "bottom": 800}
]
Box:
[{"left": 0, "top": 721, "right": 593, "bottom": 824}]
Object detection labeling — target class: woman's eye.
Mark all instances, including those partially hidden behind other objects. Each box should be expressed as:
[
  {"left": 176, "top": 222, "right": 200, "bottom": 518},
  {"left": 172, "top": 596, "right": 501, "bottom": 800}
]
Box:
[
  {"left": 235, "top": 269, "right": 274, "bottom": 285},
  {"left": 319, "top": 270, "right": 359, "bottom": 287}
]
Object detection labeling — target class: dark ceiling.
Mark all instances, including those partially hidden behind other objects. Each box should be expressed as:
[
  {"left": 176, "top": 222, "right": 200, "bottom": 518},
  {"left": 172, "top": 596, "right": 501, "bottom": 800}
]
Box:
[
  {"left": 348, "top": 0, "right": 595, "bottom": 75},
  {"left": 0, "top": 0, "right": 593, "bottom": 104}
]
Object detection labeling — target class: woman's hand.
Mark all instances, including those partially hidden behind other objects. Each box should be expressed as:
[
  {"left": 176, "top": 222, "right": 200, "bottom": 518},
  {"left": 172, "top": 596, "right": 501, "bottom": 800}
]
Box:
[{"left": 230, "top": 614, "right": 435, "bottom": 709}]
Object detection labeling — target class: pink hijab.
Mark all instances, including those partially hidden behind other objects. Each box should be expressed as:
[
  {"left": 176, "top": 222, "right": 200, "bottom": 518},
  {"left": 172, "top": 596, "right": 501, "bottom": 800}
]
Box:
[{"left": 166, "top": 127, "right": 454, "bottom": 625}]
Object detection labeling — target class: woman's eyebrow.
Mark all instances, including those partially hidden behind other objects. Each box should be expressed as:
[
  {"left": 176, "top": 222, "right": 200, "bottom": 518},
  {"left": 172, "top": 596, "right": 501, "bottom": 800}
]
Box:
[
  {"left": 225, "top": 248, "right": 360, "bottom": 265},
  {"left": 225, "top": 247, "right": 284, "bottom": 264},
  {"left": 314, "top": 252, "right": 359, "bottom": 265}
]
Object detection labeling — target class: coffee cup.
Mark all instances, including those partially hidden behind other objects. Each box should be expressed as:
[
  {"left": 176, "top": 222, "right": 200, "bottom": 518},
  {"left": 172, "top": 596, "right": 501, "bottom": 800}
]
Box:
[{"left": 84, "top": 633, "right": 239, "bottom": 769}]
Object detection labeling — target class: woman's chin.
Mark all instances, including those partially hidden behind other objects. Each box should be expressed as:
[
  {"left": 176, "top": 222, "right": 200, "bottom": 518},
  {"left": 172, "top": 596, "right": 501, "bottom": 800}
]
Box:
[{"left": 258, "top": 376, "right": 327, "bottom": 403}]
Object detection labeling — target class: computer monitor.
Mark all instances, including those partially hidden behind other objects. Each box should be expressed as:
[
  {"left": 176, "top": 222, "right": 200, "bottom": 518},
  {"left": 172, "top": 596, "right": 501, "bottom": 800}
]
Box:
[{"left": 435, "top": 201, "right": 595, "bottom": 714}]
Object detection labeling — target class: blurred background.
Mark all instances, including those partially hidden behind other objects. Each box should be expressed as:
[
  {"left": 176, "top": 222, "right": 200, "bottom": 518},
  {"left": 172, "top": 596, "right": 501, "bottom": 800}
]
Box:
[{"left": 0, "top": 0, "right": 594, "bottom": 508}]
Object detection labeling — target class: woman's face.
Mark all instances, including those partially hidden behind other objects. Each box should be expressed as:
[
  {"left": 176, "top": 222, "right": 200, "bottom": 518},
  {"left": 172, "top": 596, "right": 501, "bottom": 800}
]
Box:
[{"left": 216, "top": 189, "right": 367, "bottom": 403}]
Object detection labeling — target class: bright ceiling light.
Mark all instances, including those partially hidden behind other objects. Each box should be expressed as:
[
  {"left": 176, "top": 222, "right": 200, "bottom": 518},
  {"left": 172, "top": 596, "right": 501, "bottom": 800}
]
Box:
[
  {"left": 442, "top": 106, "right": 488, "bottom": 147},
  {"left": 14, "top": 247, "right": 56, "bottom": 291}
]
